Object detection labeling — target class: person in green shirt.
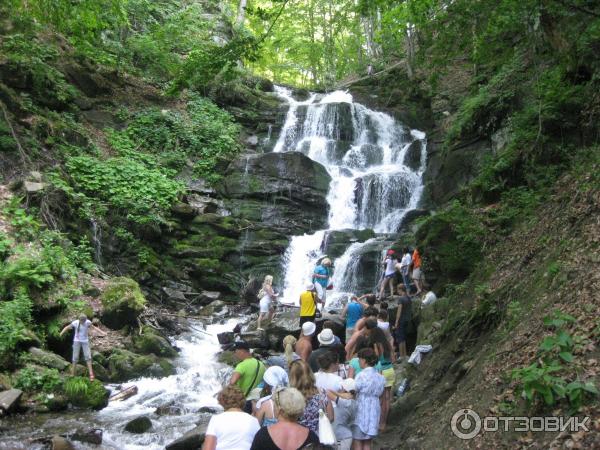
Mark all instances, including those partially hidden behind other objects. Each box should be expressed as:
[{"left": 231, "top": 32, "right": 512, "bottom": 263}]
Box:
[{"left": 229, "top": 341, "right": 266, "bottom": 413}]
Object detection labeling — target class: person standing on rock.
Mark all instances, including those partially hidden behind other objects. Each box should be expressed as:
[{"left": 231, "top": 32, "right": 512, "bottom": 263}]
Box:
[
  {"left": 342, "top": 295, "right": 370, "bottom": 343},
  {"left": 411, "top": 246, "right": 424, "bottom": 295},
  {"left": 397, "top": 247, "right": 413, "bottom": 294},
  {"left": 258, "top": 275, "right": 278, "bottom": 331},
  {"left": 312, "top": 257, "right": 332, "bottom": 305},
  {"left": 393, "top": 287, "right": 413, "bottom": 358},
  {"left": 296, "top": 322, "right": 316, "bottom": 362},
  {"left": 299, "top": 283, "right": 320, "bottom": 326},
  {"left": 378, "top": 250, "right": 397, "bottom": 300},
  {"left": 59, "top": 313, "right": 106, "bottom": 381},
  {"left": 229, "top": 341, "right": 266, "bottom": 414}
]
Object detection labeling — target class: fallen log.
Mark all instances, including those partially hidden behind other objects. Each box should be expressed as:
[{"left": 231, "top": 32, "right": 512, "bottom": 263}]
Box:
[
  {"left": 0, "top": 389, "right": 23, "bottom": 415},
  {"left": 108, "top": 385, "right": 138, "bottom": 402}
]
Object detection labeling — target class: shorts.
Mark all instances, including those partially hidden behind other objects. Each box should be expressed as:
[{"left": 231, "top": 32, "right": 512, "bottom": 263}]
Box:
[
  {"left": 299, "top": 315, "right": 316, "bottom": 326},
  {"left": 384, "top": 273, "right": 395, "bottom": 279},
  {"left": 352, "top": 425, "right": 377, "bottom": 440},
  {"left": 314, "top": 283, "right": 326, "bottom": 302},
  {"left": 345, "top": 327, "right": 354, "bottom": 343},
  {"left": 337, "top": 437, "right": 352, "bottom": 450},
  {"left": 412, "top": 267, "right": 422, "bottom": 280},
  {"left": 259, "top": 297, "right": 271, "bottom": 314},
  {"left": 394, "top": 323, "right": 407, "bottom": 343},
  {"left": 381, "top": 367, "right": 395, "bottom": 388},
  {"left": 72, "top": 341, "right": 91, "bottom": 362}
]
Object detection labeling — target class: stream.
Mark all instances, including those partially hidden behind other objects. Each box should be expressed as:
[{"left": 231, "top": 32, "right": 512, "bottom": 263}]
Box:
[{"left": 0, "top": 320, "right": 236, "bottom": 450}]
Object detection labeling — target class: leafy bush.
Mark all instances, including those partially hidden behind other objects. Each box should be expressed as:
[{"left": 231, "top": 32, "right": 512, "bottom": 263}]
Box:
[
  {"left": 416, "top": 200, "right": 486, "bottom": 283},
  {"left": 64, "top": 376, "right": 109, "bottom": 409},
  {"left": 0, "top": 288, "right": 33, "bottom": 367},
  {"left": 60, "top": 156, "right": 184, "bottom": 226},
  {"left": 512, "top": 311, "right": 598, "bottom": 411},
  {"left": 13, "top": 367, "right": 63, "bottom": 393}
]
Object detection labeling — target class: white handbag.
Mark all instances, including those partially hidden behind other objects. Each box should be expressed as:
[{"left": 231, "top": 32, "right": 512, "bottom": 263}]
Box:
[{"left": 318, "top": 408, "right": 336, "bottom": 445}]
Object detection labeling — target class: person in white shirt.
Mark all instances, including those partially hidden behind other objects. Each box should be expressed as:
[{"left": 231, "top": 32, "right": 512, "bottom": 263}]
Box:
[
  {"left": 378, "top": 250, "right": 397, "bottom": 300},
  {"left": 315, "top": 351, "right": 343, "bottom": 393},
  {"left": 59, "top": 314, "right": 106, "bottom": 380},
  {"left": 397, "top": 247, "right": 413, "bottom": 294},
  {"left": 203, "top": 385, "right": 260, "bottom": 450}
]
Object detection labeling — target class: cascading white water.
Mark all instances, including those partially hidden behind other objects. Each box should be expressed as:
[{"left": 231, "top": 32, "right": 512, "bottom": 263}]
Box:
[
  {"left": 0, "top": 321, "right": 236, "bottom": 450},
  {"left": 273, "top": 86, "right": 427, "bottom": 306}
]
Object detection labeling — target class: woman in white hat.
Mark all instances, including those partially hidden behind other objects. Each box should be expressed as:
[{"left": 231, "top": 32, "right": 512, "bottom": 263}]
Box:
[
  {"left": 326, "top": 378, "right": 357, "bottom": 450},
  {"left": 254, "top": 366, "right": 289, "bottom": 427}
]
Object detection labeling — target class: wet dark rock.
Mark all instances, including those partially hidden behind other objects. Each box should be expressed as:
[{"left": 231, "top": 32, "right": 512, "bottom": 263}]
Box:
[
  {"left": 133, "top": 328, "right": 178, "bottom": 357},
  {"left": 292, "top": 88, "right": 310, "bottom": 101},
  {"left": 155, "top": 401, "right": 185, "bottom": 416},
  {"left": 240, "top": 330, "right": 269, "bottom": 349},
  {"left": 63, "top": 63, "right": 111, "bottom": 97},
  {"left": 165, "top": 424, "right": 207, "bottom": 450},
  {"left": 218, "top": 152, "right": 331, "bottom": 234},
  {"left": 322, "top": 229, "right": 376, "bottom": 258},
  {"left": 69, "top": 428, "right": 103, "bottom": 445},
  {"left": 124, "top": 415, "right": 152, "bottom": 434},
  {"left": 197, "top": 406, "right": 220, "bottom": 414},
  {"left": 403, "top": 140, "right": 424, "bottom": 171}
]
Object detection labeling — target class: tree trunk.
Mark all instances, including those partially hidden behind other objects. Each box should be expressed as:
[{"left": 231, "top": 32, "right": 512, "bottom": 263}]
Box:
[{"left": 236, "top": 0, "right": 248, "bottom": 27}]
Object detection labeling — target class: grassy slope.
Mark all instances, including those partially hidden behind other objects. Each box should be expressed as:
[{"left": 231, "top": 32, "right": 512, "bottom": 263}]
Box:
[{"left": 379, "top": 152, "right": 600, "bottom": 449}]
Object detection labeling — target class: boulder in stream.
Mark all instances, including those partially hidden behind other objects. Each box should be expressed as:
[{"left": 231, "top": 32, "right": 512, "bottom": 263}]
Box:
[
  {"left": 165, "top": 424, "right": 207, "bottom": 450},
  {"left": 69, "top": 428, "right": 103, "bottom": 445},
  {"left": 124, "top": 415, "right": 153, "bottom": 433}
]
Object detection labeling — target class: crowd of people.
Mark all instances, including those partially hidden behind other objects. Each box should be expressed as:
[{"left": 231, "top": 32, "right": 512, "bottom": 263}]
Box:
[{"left": 203, "top": 248, "right": 424, "bottom": 450}]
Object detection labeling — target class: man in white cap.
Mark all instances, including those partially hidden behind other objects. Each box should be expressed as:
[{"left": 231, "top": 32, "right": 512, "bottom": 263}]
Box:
[
  {"left": 296, "top": 321, "right": 316, "bottom": 362},
  {"left": 299, "top": 282, "right": 320, "bottom": 326}
]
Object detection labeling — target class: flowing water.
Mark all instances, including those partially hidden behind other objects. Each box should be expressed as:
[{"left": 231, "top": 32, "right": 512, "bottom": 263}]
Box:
[
  {"left": 273, "top": 86, "right": 427, "bottom": 307},
  {"left": 0, "top": 321, "right": 236, "bottom": 450}
]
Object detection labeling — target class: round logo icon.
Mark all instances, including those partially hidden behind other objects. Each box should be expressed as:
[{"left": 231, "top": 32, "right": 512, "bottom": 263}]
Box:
[{"left": 451, "top": 409, "right": 481, "bottom": 440}]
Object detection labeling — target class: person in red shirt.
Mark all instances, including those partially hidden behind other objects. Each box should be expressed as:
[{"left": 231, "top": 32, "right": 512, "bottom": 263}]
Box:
[{"left": 411, "top": 247, "right": 424, "bottom": 295}]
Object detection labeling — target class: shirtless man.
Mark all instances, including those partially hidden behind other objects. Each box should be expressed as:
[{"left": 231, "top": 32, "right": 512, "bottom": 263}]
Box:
[{"left": 296, "top": 321, "right": 316, "bottom": 362}]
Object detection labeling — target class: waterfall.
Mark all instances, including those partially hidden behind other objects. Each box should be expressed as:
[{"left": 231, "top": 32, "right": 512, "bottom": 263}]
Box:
[
  {"left": 273, "top": 86, "right": 427, "bottom": 306},
  {"left": 91, "top": 218, "right": 102, "bottom": 267}
]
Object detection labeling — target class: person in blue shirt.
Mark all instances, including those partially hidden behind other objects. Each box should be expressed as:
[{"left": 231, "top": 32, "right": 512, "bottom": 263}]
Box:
[
  {"left": 341, "top": 295, "right": 367, "bottom": 343},
  {"left": 312, "top": 257, "right": 332, "bottom": 304}
]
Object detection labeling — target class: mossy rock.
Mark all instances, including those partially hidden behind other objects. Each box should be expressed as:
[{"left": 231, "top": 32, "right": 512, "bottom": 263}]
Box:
[
  {"left": 100, "top": 277, "right": 146, "bottom": 330},
  {"left": 107, "top": 349, "right": 175, "bottom": 381},
  {"left": 27, "top": 347, "right": 70, "bottom": 371},
  {"left": 91, "top": 361, "right": 109, "bottom": 382},
  {"left": 64, "top": 377, "right": 109, "bottom": 410},
  {"left": 217, "top": 351, "right": 238, "bottom": 367},
  {"left": 133, "top": 328, "right": 177, "bottom": 358}
]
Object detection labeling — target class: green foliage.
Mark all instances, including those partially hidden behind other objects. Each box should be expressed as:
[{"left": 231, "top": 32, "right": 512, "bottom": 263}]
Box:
[
  {"left": 512, "top": 311, "right": 598, "bottom": 411},
  {"left": 107, "top": 96, "right": 240, "bottom": 183},
  {"left": 416, "top": 200, "right": 486, "bottom": 282},
  {"left": 59, "top": 155, "right": 184, "bottom": 226},
  {"left": 64, "top": 376, "right": 109, "bottom": 409},
  {"left": 0, "top": 288, "right": 33, "bottom": 368},
  {"left": 14, "top": 367, "right": 63, "bottom": 393}
]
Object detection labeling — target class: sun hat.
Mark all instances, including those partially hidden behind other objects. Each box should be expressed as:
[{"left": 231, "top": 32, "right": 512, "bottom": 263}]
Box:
[
  {"left": 321, "top": 258, "right": 332, "bottom": 266},
  {"left": 263, "top": 366, "right": 289, "bottom": 388},
  {"left": 317, "top": 328, "right": 335, "bottom": 346},
  {"left": 305, "top": 282, "right": 315, "bottom": 291},
  {"left": 301, "top": 321, "right": 316, "bottom": 336},
  {"left": 340, "top": 378, "right": 356, "bottom": 392}
]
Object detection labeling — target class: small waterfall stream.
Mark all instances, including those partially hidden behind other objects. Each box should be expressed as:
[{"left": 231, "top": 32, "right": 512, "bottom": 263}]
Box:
[
  {"left": 0, "top": 321, "right": 236, "bottom": 450},
  {"left": 273, "top": 86, "right": 427, "bottom": 306}
]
